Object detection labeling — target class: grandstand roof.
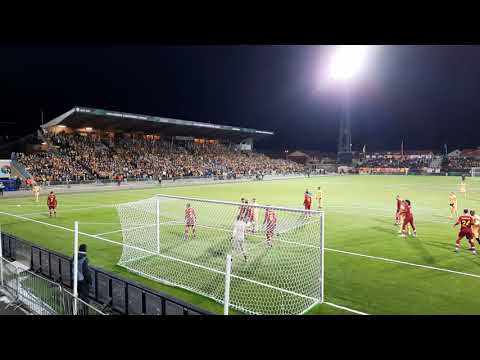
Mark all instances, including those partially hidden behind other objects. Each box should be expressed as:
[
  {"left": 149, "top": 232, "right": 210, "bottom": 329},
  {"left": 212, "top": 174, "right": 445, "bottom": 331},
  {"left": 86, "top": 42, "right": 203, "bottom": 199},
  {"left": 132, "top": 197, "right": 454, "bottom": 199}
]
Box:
[{"left": 41, "top": 107, "right": 274, "bottom": 142}]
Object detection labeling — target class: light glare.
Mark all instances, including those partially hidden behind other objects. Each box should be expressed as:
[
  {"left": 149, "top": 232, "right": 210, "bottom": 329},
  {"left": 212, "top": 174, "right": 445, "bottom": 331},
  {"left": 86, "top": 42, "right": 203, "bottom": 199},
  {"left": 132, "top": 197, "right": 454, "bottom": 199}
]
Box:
[{"left": 328, "top": 45, "right": 367, "bottom": 81}]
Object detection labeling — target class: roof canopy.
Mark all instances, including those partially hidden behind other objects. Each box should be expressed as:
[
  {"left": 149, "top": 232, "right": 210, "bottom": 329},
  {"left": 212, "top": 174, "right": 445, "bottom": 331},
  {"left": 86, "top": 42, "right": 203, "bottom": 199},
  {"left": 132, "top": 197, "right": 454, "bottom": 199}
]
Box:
[{"left": 42, "top": 107, "right": 274, "bottom": 142}]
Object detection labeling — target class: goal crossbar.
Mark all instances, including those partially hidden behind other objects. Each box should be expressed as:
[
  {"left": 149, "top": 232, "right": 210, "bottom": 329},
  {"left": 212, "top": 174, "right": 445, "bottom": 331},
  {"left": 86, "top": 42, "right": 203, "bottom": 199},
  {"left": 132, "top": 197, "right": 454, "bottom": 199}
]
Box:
[{"left": 155, "top": 193, "right": 324, "bottom": 215}]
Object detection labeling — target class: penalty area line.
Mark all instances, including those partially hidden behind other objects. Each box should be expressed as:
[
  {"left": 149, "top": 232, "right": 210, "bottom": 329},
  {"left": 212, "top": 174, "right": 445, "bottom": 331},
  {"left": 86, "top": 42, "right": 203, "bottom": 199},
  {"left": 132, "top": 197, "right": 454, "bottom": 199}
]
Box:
[{"left": 325, "top": 247, "right": 480, "bottom": 279}]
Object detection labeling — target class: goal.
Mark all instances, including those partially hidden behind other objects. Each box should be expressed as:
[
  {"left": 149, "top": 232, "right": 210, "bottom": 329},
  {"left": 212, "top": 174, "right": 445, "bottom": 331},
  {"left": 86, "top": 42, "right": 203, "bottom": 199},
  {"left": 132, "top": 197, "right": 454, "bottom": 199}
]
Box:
[
  {"left": 471, "top": 167, "right": 480, "bottom": 177},
  {"left": 115, "top": 194, "right": 324, "bottom": 315}
]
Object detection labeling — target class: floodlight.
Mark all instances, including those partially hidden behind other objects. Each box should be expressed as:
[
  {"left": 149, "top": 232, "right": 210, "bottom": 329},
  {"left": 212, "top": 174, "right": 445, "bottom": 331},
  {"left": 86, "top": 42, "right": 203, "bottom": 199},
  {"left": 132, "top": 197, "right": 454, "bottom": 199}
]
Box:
[{"left": 328, "top": 45, "right": 367, "bottom": 81}]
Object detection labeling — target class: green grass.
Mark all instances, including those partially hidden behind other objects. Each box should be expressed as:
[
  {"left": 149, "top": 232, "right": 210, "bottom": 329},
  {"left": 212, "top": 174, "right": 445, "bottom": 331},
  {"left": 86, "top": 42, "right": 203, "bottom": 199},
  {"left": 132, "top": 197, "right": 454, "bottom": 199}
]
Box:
[{"left": 1, "top": 175, "right": 480, "bottom": 314}]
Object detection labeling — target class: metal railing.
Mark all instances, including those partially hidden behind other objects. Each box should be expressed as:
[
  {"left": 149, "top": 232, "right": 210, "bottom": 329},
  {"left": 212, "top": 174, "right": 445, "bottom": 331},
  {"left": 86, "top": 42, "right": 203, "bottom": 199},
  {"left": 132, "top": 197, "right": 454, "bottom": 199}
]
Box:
[
  {"left": 0, "top": 256, "right": 105, "bottom": 315},
  {"left": 1, "top": 233, "right": 211, "bottom": 315}
]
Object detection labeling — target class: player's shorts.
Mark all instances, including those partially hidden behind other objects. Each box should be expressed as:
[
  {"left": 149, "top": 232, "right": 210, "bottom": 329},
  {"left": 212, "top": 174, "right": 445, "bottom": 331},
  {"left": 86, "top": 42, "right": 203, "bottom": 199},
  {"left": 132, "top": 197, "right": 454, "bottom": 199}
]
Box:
[
  {"left": 449, "top": 203, "right": 455, "bottom": 208},
  {"left": 185, "top": 222, "right": 195, "bottom": 227},
  {"left": 48, "top": 205, "right": 56, "bottom": 210},
  {"left": 402, "top": 216, "right": 415, "bottom": 230},
  {"left": 458, "top": 228, "right": 474, "bottom": 240},
  {"left": 232, "top": 236, "right": 245, "bottom": 251},
  {"left": 304, "top": 204, "right": 311, "bottom": 210}
]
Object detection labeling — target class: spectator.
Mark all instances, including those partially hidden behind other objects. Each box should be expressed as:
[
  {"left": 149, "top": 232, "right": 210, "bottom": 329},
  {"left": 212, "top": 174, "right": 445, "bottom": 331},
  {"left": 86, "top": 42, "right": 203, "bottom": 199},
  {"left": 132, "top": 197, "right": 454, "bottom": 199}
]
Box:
[
  {"left": 15, "top": 177, "right": 21, "bottom": 190},
  {"left": 72, "top": 243, "right": 93, "bottom": 315}
]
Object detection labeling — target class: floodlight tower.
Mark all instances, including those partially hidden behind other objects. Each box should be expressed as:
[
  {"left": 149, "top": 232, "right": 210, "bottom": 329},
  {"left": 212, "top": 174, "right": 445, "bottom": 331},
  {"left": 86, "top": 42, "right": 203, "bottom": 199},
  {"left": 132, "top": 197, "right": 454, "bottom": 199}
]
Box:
[
  {"left": 337, "top": 91, "right": 352, "bottom": 164},
  {"left": 327, "top": 45, "right": 367, "bottom": 165}
]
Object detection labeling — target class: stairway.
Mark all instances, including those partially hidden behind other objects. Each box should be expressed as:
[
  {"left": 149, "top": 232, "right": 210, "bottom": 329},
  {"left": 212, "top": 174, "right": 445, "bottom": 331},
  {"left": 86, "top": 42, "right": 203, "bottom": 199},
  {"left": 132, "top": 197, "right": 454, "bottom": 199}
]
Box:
[{"left": 10, "top": 160, "right": 31, "bottom": 179}]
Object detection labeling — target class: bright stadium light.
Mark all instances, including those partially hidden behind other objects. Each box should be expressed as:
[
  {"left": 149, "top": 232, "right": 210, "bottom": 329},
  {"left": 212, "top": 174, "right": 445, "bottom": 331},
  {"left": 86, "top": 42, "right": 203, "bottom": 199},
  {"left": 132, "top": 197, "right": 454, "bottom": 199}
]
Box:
[{"left": 328, "top": 45, "right": 367, "bottom": 81}]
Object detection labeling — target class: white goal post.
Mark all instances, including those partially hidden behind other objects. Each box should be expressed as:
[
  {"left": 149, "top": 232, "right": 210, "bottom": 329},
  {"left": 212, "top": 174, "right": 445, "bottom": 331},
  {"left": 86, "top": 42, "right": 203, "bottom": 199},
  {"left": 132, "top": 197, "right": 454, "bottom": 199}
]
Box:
[
  {"left": 115, "top": 194, "right": 324, "bottom": 315},
  {"left": 471, "top": 167, "right": 480, "bottom": 177}
]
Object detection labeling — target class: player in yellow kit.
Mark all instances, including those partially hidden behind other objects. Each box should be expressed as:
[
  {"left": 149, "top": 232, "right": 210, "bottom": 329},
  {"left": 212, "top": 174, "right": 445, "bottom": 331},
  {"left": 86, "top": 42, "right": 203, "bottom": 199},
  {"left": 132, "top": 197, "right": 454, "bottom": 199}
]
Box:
[
  {"left": 315, "top": 187, "right": 323, "bottom": 209},
  {"left": 32, "top": 183, "right": 40, "bottom": 202},
  {"left": 449, "top": 192, "right": 458, "bottom": 219},
  {"left": 471, "top": 210, "right": 480, "bottom": 245}
]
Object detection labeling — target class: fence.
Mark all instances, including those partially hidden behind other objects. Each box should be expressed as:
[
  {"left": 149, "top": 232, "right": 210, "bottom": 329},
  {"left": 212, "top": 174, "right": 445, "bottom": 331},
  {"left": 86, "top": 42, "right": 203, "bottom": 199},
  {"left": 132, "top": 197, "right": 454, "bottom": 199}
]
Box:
[
  {"left": 1, "top": 256, "right": 104, "bottom": 315},
  {"left": 1, "top": 232, "right": 211, "bottom": 315},
  {"left": 28, "top": 172, "right": 307, "bottom": 187}
]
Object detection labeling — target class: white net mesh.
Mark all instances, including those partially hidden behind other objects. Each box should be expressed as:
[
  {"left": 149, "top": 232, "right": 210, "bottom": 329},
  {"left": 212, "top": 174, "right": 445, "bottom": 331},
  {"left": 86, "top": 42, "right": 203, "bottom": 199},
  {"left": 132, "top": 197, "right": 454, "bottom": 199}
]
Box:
[
  {"left": 472, "top": 168, "right": 480, "bottom": 177},
  {"left": 115, "top": 194, "right": 324, "bottom": 315}
]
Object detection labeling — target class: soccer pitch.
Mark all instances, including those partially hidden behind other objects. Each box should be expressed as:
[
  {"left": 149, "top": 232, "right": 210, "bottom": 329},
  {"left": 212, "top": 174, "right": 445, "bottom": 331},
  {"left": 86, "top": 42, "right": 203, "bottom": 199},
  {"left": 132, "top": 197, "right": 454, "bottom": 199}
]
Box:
[{"left": 1, "top": 175, "right": 480, "bottom": 315}]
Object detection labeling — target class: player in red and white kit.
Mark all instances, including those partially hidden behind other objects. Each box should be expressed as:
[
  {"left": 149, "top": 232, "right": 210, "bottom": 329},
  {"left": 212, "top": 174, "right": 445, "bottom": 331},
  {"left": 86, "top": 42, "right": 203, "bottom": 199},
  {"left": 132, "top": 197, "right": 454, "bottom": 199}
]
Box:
[
  {"left": 245, "top": 200, "right": 255, "bottom": 232},
  {"left": 264, "top": 207, "right": 277, "bottom": 247},
  {"left": 399, "top": 200, "right": 416, "bottom": 237},
  {"left": 239, "top": 198, "right": 247, "bottom": 220},
  {"left": 453, "top": 209, "right": 476, "bottom": 254},
  {"left": 303, "top": 190, "right": 312, "bottom": 216},
  {"left": 47, "top": 191, "right": 57, "bottom": 218},
  {"left": 183, "top": 203, "right": 197, "bottom": 240}
]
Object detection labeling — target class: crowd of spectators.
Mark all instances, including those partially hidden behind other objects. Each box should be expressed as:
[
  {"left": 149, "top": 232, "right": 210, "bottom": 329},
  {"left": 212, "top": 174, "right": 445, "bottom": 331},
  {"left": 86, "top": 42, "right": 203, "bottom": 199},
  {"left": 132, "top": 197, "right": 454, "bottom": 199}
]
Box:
[
  {"left": 445, "top": 157, "right": 480, "bottom": 171},
  {"left": 355, "top": 157, "right": 432, "bottom": 169},
  {"left": 16, "top": 132, "right": 304, "bottom": 183}
]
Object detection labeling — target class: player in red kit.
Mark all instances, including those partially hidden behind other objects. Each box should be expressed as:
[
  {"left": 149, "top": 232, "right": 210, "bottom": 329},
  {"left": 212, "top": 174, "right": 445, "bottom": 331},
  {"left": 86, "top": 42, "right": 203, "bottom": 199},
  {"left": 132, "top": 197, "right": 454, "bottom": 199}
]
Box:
[
  {"left": 183, "top": 203, "right": 197, "bottom": 240},
  {"left": 453, "top": 209, "right": 476, "bottom": 254},
  {"left": 47, "top": 191, "right": 57, "bottom": 218},
  {"left": 303, "top": 190, "right": 312, "bottom": 216},
  {"left": 264, "top": 207, "right": 277, "bottom": 247},
  {"left": 245, "top": 201, "right": 255, "bottom": 232},
  {"left": 400, "top": 200, "right": 416, "bottom": 237}
]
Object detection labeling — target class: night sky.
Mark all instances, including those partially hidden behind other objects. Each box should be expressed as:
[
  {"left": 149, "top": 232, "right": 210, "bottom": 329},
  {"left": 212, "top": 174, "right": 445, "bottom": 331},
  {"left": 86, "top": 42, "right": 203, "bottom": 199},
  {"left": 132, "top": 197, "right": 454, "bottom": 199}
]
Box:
[{"left": 1, "top": 45, "right": 480, "bottom": 153}]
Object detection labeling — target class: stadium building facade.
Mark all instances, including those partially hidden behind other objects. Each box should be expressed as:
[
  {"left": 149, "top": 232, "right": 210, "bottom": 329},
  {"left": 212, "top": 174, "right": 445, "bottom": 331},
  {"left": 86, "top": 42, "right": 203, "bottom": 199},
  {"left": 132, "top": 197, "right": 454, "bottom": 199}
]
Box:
[{"left": 41, "top": 106, "right": 274, "bottom": 152}]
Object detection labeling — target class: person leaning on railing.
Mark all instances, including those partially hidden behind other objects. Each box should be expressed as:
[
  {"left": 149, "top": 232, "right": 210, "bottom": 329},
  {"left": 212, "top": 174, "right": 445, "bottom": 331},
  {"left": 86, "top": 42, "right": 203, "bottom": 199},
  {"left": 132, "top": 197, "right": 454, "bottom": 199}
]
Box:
[{"left": 72, "top": 244, "right": 93, "bottom": 314}]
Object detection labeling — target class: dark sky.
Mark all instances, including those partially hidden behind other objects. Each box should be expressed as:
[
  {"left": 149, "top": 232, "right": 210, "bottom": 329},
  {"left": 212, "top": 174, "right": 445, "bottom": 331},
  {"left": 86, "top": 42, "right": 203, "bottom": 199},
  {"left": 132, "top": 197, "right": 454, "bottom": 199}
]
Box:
[{"left": 1, "top": 45, "right": 480, "bottom": 152}]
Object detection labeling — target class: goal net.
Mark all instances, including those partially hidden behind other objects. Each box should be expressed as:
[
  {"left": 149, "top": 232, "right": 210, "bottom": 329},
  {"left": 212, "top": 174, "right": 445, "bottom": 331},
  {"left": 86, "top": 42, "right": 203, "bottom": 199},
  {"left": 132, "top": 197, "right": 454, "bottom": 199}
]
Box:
[
  {"left": 472, "top": 167, "right": 480, "bottom": 177},
  {"left": 115, "top": 194, "right": 324, "bottom": 315}
]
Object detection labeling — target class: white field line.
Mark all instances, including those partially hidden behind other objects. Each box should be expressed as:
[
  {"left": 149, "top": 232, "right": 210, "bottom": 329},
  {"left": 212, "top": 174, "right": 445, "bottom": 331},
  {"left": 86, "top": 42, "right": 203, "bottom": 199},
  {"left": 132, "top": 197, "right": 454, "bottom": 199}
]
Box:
[
  {"left": 94, "top": 225, "right": 151, "bottom": 236},
  {"left": 189, "top": 221, "right": 480, "bottom": 279},
  {"left": 323, "top": 302, "right": 368, "bottom": 315},
  {"left": 0, "top": 210, "right": 319, "bottom": 303},
  {"left": 95, "top": 221, "right": 178, "bottom": 236},
  {"left": 2, "top": 209, "right": 480, "bottom": 280},
  {"left": 3, "top": 210, "right": 480, "bottom": 313},
  {"left": 0, "top": 211, "right": 156, "bottom": 256},
  {"left": 325, "top": 247, "right": 480, "bottom": 279}
]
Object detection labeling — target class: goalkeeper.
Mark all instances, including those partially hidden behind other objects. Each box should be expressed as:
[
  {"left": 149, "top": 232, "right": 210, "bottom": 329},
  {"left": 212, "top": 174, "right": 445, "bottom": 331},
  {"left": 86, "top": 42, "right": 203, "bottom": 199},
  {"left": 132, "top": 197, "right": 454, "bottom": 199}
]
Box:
[{"left": 231, "top": 215, "right": 248, "bottom": 261}]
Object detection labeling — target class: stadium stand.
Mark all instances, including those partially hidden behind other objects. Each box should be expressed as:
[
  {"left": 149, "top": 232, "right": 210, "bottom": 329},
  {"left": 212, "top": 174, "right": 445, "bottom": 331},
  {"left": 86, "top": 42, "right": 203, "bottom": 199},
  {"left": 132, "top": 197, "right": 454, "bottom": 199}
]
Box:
[
  {"left": 16, "top": 132, "right": 303, "bottom": 183},
  {"left": 11, "top": 107, "right": 304, "bottom": 184}
]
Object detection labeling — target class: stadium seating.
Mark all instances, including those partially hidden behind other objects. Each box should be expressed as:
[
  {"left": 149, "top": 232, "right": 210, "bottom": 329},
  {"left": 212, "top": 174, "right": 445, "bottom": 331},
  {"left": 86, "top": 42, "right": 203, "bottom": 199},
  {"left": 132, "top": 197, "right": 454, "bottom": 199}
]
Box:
[{"left": 16, "top": 133, "right": 304, "bottom": 183}]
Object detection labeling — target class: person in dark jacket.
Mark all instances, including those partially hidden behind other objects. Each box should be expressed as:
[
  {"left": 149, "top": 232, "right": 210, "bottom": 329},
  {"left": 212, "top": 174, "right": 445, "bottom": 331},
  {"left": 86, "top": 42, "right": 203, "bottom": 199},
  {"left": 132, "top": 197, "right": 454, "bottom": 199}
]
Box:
[
  {"left": 15, "top": 177, "right": 21, "bottom": 191},
  {"left": 72, "top": 244, "right": 93, "bottom": 314}
]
